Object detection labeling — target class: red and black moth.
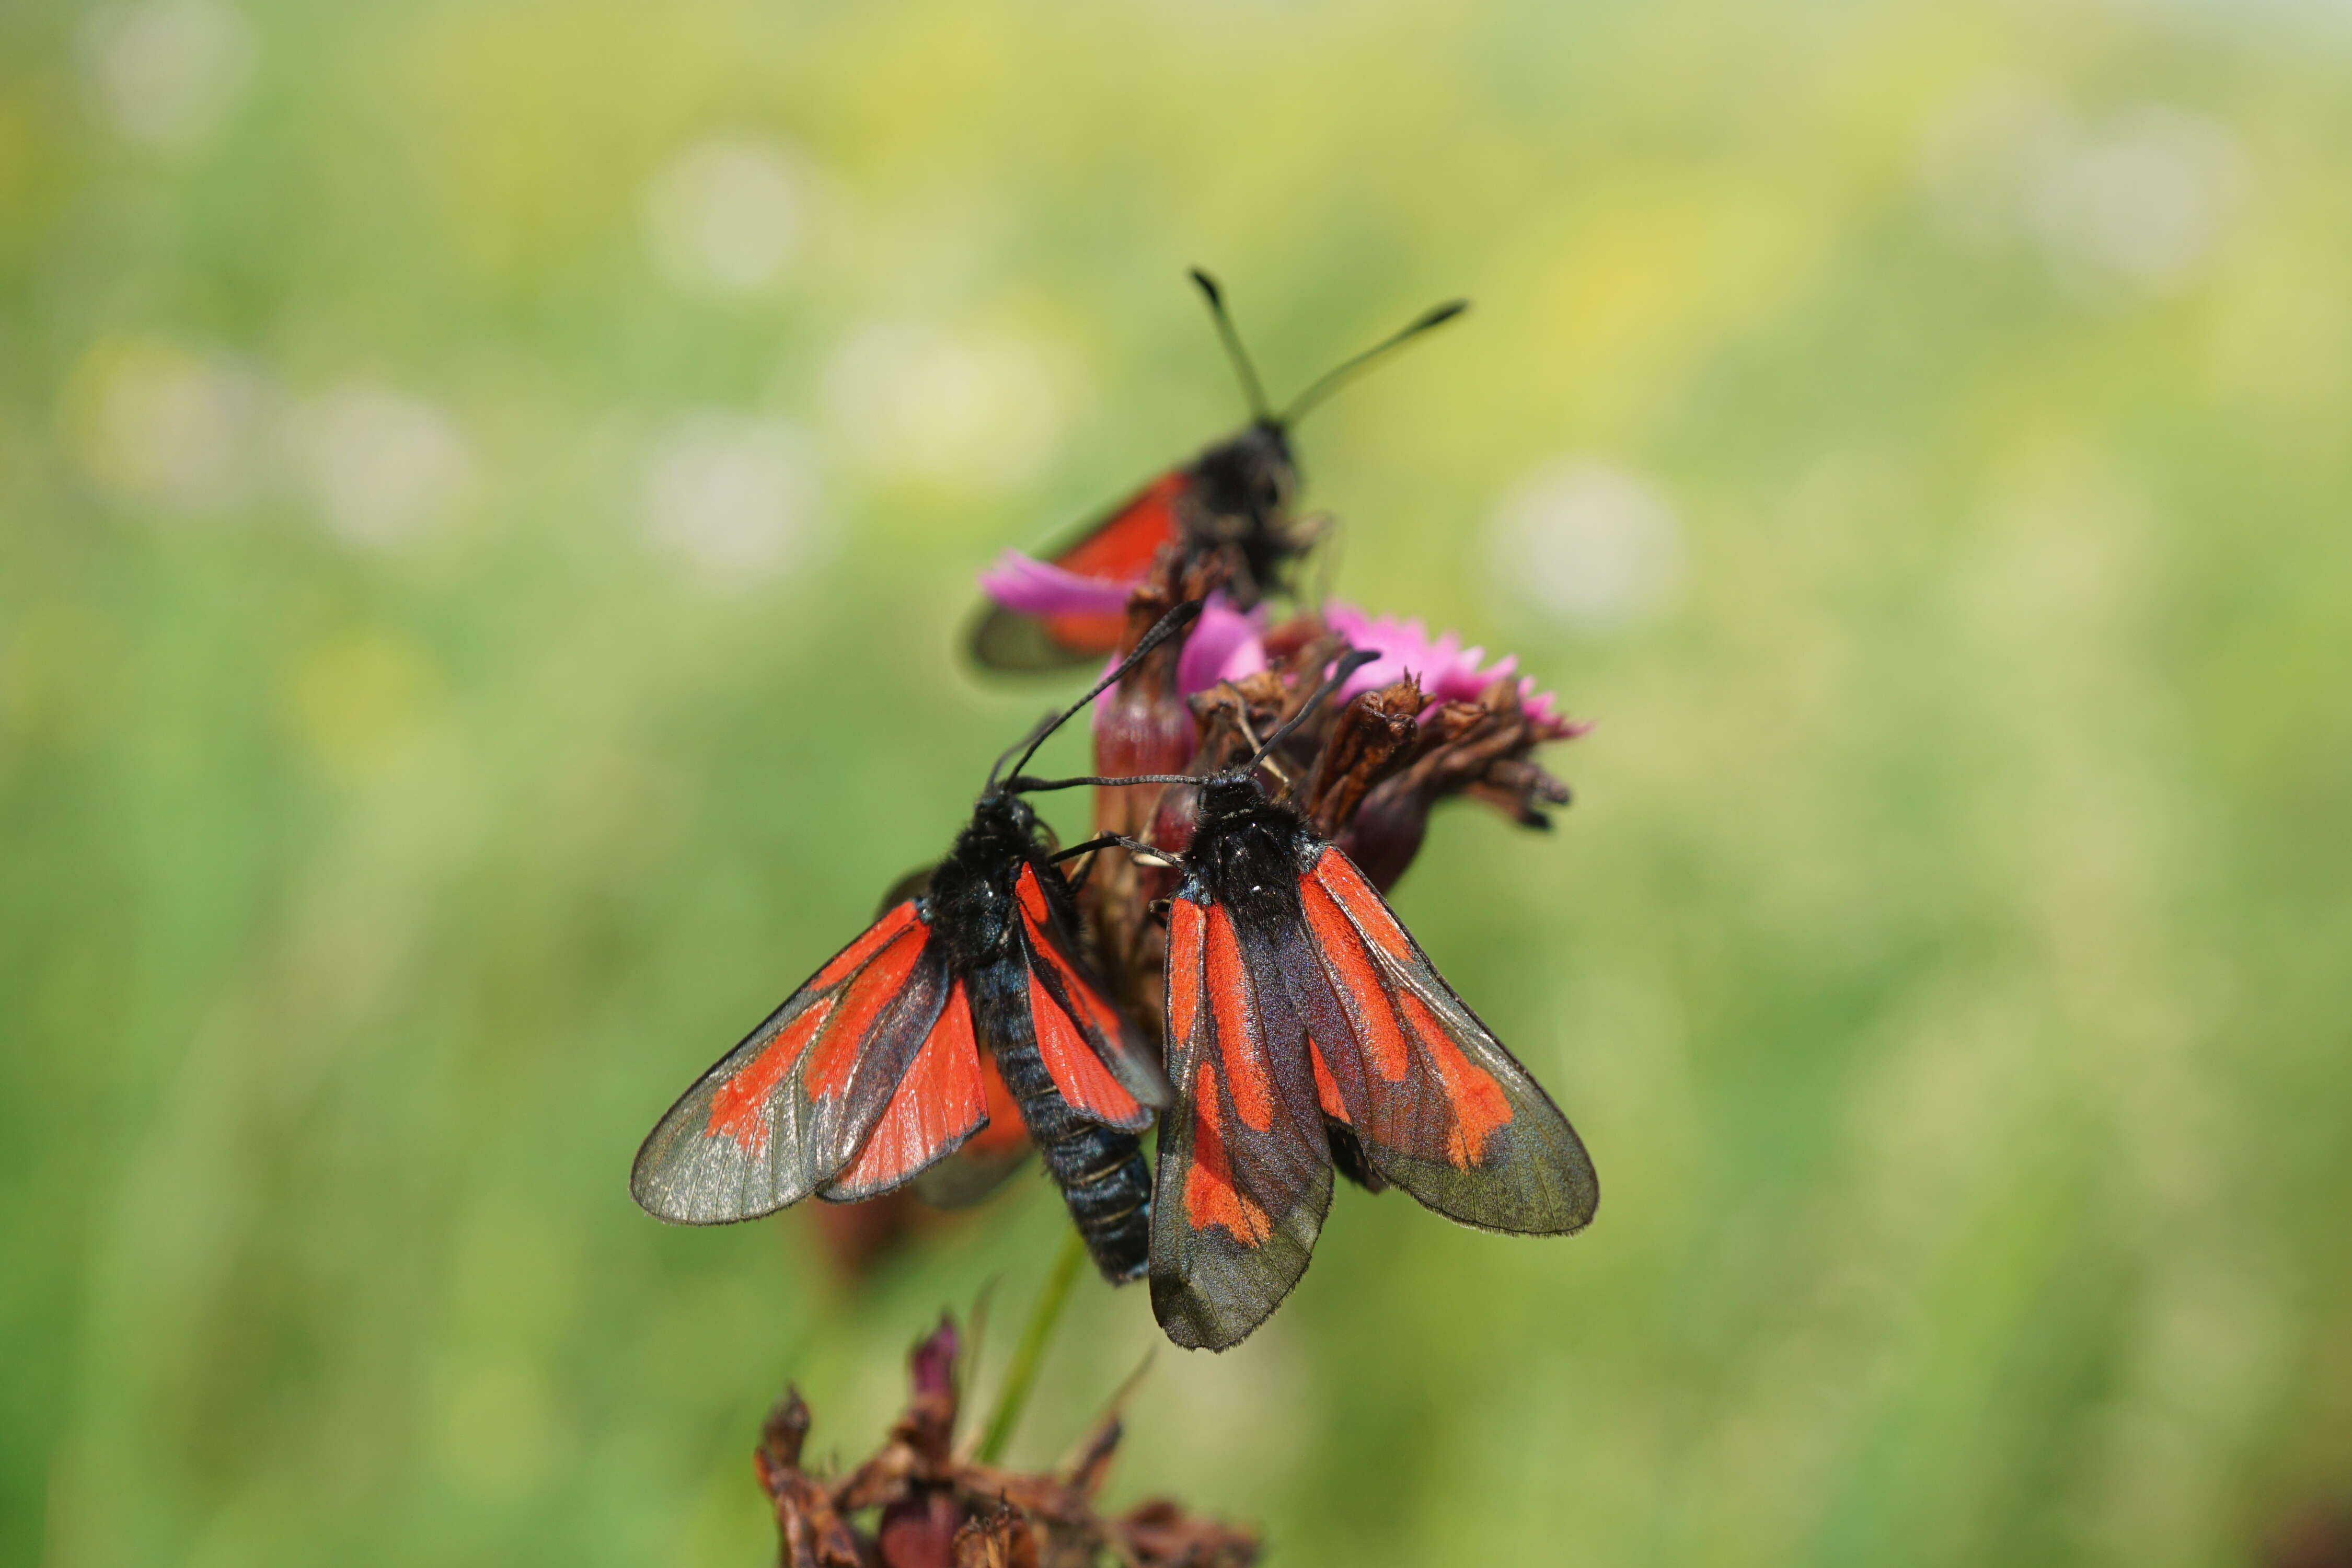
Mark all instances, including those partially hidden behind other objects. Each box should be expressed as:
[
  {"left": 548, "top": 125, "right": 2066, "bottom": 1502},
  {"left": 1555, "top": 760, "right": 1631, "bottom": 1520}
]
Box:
[
  {"left": 966, "top": 272, "right": 1468, "bottom": 671},
  {"left": 630, "top": 606, "right": 1205, "bottom": 1281},
  {"left": 1013, "top": 654, "right": 1599, "bottom": 1350}
]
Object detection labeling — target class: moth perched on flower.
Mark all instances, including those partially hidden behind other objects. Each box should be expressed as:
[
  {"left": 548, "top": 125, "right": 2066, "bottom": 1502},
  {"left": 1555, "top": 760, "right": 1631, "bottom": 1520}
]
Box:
[
  {"left": 986, "top": 544, "right": 1600, "bottom": 1349},
  {"left": 644, "top": 280, "right": 1606, "bottom": 1568},
  {"left": 635, "top": 277, "right": 1597, "bottom": 1352},
  {"left": 966, "top": 270, "right": 1465, "bottom": 671},
  {"left": 631, "top": 608, "right": 1207, "bottom": 1283}
]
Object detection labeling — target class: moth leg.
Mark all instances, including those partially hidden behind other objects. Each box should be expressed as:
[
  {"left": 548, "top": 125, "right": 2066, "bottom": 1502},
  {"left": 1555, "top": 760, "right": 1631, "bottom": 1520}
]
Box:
[{"left": 1048, "top": 833, "right": 1183, "bottom": 871}]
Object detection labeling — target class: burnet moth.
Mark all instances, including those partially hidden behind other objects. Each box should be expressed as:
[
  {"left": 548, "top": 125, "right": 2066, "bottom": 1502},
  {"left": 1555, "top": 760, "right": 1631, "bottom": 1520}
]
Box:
[
  {"left": 1014, "top": 653, "right": 1599, "bottom": 1348},
  {"left": 630, "top": 604, "right": 1205, "bottom": 1281},
  {"left": 967, "top": 272, "right": 1468, "bottom": 671}
]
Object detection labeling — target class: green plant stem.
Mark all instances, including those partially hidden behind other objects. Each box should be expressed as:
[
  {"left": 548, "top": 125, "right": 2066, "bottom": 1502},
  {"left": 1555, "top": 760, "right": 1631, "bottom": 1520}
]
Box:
[{"left": 975, "top": 1228, "right": 1086, "bottom": 1465}]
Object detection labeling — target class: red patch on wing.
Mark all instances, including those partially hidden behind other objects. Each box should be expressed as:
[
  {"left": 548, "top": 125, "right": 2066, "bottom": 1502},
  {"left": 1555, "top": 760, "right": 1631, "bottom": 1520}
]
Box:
[
  {"left": 1014, "top": 865, "right": 1051, "bottom": 926},
  {"left": 829, "top": 983, "right": 985, "bottom": 1192},
  {"left": 1298, "top": 876, "right": 1409, "bottom": 1082},
  {"left": 804, "top": 923, "right": 929, "bottom": 1098},
  {"left": 703, "top": 905, "right": 932, "bottom": 1154},
  {"left": 1184, "top": 1060, "right": 1272, "bottom": 1244},
  {"left": 1054, "top": 472, "right": 1185, "bottom": 579},
  {"left": 1038, "top": 474, "right": 1189, "bottom": 655},
  {"left": 1030, "top": 969, "right": 1143, "bottom": 1125},
  {"left": 1166, "top": 898, "right": 1205, "bottom": 1051},
  {"left": 964, "top": 1051, "right": 1029, "bottom": 1157},
  {"left": 1313, "top": 850, "right": 1412, "bottom": 962},
  {"left": 814, "top": 901, "right": 921, "bottom": 989},
  {"left": 1399, "top": 992, "right": 1514, "bottom": 1168},
  {"left": 706, "top": 1001, "right": 829, "bottom": 1154},
  {"left": 1203, "top": 907, "right": 1274, "bottom": 1131},
  {"left": 1308, "top": 1042, "right": 1349, "bottom": 1124},
  {"left": 1037, "top": 612, "right": 1129, "bottom": 659},
  {"left": 1017, "top": 867, "right": 1128, "bottom": 1044}
]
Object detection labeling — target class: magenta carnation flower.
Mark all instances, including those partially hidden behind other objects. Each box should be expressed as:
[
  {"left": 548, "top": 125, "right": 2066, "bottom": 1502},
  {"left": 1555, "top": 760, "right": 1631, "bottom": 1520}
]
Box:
[
  {"left": 976, "top": 553, "right": 1585, "bottom": 740},
  {"left": 1323, "top": 604, "right": 1587, "bottom": 738}
]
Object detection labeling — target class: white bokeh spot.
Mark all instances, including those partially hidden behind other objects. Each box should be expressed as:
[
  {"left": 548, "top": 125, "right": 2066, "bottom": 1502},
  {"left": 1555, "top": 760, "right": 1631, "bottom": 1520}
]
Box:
[
  {"left": 280, "top": 382, "right": 471, "bottom": 551},
  {"left": 1488, "top": 459, "right": 1683, "bottom": 633},
  {"left": 640, "top": 413, "right": 817, "bottom": 579},
  {"left": 1921, "top": 80, "right": 2244, "bottom": 298},
  {"left": 81, "top": 0, "right": 256, "bottom": 156},
  {"left": 643, "top": 137, "right": 811, "bottom": 299},
  {"left": 2027, "top": 112, "right": 2241, "bottom": 295}
]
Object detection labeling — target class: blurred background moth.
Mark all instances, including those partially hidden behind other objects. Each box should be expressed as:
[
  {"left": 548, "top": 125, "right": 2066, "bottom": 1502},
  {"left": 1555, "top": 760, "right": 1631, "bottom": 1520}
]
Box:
[{"left": 969, "top": 271, "right": 1466, "bottom": 671}]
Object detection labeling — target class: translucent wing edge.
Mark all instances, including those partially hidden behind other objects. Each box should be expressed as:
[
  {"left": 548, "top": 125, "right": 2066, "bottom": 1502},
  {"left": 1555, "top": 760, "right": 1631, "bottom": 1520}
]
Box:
[
  {"left": 629, "top": 905, "right": 944, "bottom": 1224},
  {"left": 1306, "top": 850, "right": 1599, "bottom": 1237}
]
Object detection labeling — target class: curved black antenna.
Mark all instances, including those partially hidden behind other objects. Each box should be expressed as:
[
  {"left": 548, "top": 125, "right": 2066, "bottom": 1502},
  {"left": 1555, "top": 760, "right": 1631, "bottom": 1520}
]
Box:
[
  {"left": 1009, "top": 647, "right": 1381, "bottom": 795},
  {"left": 1244, "top": 648, "right": 1379, "bottom": 772},
  {"left": 1189, "top": 269, "right": 1272, "bottom": 423},
  {"left": 982, "top": 710, "right": 1063, "bottom": 797},
  {"left": 1009, "top": 773, "right": 1200, "bottom": 792},
  {"left": 985, "top": 598, "right": 1204, "bottom": 793},
  {"left": 1279, "top": 298, "right": 1469, "bottom": 425}
]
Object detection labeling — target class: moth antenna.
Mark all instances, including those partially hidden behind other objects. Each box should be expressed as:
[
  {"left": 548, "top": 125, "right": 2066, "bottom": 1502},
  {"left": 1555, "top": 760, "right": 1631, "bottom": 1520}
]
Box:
[
  {"left": 1279, "top": 298, "right": 1469, "bottom": 425},
  {"left": 1008, "top": 772, "right": 1197, "bottom": 793},
  {"left": 1230, "top": 707, "right": 1267, "bottom": 758},
  {"left": 1243, "top": 648, "right": 1381, "bottom": 774},
  {"left": 1045, "top": 832, "right": 1179, "bottom": 870},
  {"left": 1222, "top": 706, "right": 1297, "bottom": 794},
  {"left": 988, "top": 599, "right": 1203, "bottom": 792},
  {"left": 1012, "top": 648, "right": 1378, "bottom": 796},
  {"left": 984, "top": 712, "right": 1060, "bottom": 795},
  {"left": 1189, "top": 269, "right": 1272, "bottom": 423}
]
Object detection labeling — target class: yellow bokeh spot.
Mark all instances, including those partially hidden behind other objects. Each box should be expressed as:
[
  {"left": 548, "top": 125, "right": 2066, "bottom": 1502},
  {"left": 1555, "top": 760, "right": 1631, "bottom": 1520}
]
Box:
[{"left": 280, "top": 630, "right": 440, "bottom": 785}]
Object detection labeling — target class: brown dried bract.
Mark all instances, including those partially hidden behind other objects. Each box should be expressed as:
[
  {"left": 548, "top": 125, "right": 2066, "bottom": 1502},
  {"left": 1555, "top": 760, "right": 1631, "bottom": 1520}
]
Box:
[
  {"left": 1092, "top": 545, "right": 1224, "bottom": 842},
  {"left": 1299, "top": 676, "right": 1428, "bottom": 840},
  {"left": 758, "top": 1316, "right": 1258, "bottom": 1568},
  {"left": 951, "top": 1505, "right": 1037, "bottom": 1568},
  {"left": 1337, "top": 673, "right": 1575, "bottom": 893},
  {"left": 1115, "top": 1500, "right": 1263, "bottom": 1568},
  {"left": 757, "top": 1390, "right": 864, "bottom": 1568}
]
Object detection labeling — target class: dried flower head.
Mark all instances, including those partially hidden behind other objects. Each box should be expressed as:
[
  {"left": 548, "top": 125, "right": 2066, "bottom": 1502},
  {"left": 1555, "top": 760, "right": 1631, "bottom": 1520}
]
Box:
[
  {"left": 754, "top": 1315, "right": 1259, "bottom": 1568},
  {"left": 975, "top": 546, "right": 1588, "bottom": 1048},
  {"left": 1079, "top": 590, "right": 1584, "bottom": 890}
]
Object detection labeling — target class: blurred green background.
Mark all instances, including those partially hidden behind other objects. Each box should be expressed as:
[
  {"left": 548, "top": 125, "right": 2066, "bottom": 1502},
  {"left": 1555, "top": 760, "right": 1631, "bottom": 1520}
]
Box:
[{"left": 7, "top": 0, "right": 2351, "bottom": 1563}]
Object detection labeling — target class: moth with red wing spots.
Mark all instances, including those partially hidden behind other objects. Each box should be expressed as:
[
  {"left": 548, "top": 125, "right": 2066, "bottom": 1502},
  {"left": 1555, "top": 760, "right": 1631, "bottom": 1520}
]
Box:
[
  {"left": 630, "top": 607, "right": 1203, "bottom": 1281},
  {"left": 1017, "top": 651, "right": 1597, "bottom": 1348},
  {"left": 967, "top": 272, "right": 1467, "bottom": 671},
  {"left": 1155, "top": 779, "right": 1596, "bottom": 1347}
]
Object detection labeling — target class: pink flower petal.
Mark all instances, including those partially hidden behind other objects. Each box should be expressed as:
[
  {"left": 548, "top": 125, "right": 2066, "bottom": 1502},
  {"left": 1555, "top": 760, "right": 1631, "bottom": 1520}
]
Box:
[
  {"left": 1177, "top": 598, "right": 1267, "bottom": 695},
  {"left": 977, "top": 551, "right": 1134, "bottom": 619},
  {"left": 1322, "top": 601, "right": 1581, "bottom": 731},
  {"left": 1089, "top": 594, "right": 1269, "bottom": 747}
]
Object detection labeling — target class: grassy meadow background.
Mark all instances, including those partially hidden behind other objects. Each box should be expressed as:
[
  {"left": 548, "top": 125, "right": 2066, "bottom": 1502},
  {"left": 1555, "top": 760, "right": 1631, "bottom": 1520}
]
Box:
[{"left": 7, "top": 0, "right": 2352, "bottom": 1563}]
